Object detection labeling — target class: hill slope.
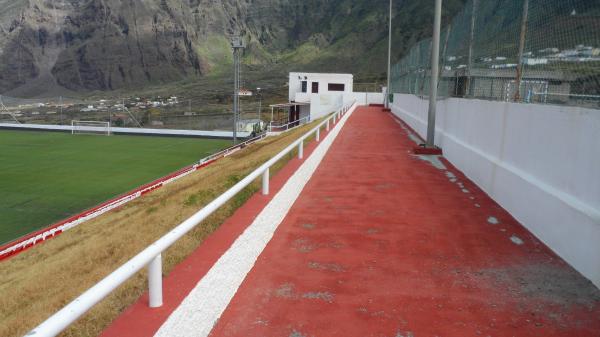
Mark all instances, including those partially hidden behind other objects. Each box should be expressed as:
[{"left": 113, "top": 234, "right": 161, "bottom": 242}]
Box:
[{"left": 0, "top": 0, "right": 466, "bottom": 96}]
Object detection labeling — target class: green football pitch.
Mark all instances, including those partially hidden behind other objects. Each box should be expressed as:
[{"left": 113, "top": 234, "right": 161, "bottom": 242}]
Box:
[{"left": 0, "top": 130, "right": 231, "bottom": 245}]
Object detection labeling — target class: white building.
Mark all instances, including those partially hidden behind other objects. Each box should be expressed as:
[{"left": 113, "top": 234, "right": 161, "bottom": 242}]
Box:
[
  {"left": 289, "top": 72, "right": 353, "bottom": 101},
  {"left": 276, "top": 72, "right": 383, "bottom": 123},
  {"left": 287, "top": 72, "right": 354, "bottom": 121},
  {"left": 524, "top": 57, "right": 549, "bottom": 66},
  {"left": 268, "top": 72, "right": 384, "bottom": 131}
]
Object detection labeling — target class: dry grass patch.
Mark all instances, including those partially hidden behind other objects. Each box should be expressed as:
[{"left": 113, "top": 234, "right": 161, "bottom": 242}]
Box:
[{"left": 0, "top": 122, "right": 320, "bottom": 337}]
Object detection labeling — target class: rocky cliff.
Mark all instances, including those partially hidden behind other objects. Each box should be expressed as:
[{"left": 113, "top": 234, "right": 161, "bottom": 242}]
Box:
[{"left": 0, "top": 0, "right": 465, "bottom": 96}]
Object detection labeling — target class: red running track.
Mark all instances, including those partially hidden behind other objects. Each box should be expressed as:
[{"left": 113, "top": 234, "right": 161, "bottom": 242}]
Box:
[{"left": 104, "top": 106, "right": 600, "bottom": 337}]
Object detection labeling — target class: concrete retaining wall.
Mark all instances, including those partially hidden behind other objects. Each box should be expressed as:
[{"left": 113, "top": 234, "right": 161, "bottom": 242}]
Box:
[
  {"left": 294, "top": 92, "right": 384, "bottom": 120},
  {"left": 392, "top": 93, "right": 600, "bottom": 288}
]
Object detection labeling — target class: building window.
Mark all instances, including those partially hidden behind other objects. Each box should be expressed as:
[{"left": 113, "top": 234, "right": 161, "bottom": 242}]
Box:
[
  {"left": 301, "top": 81, "right": 308, "bottom": 93},
  {"left": 312, "top": 82, "right": 319, "bottom": 93},
  {"left": 328, "top": 83, "right": 345, "bottom": 91}
]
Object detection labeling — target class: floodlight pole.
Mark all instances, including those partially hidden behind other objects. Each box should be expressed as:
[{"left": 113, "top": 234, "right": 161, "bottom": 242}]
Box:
[
  {"left": 426, "top": 0, "right": 442, "bottom": 148},
  {"left": 385, "top": 0, "right": 393, "bottom": 108},
  {"left": 231, "top": 36, "right": 244, "bottom": 144}
]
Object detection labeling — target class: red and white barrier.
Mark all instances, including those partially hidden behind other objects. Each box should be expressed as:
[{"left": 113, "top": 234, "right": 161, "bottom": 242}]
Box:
[{"left": 0, "top": 135, "right": 266, "bottom": 261}]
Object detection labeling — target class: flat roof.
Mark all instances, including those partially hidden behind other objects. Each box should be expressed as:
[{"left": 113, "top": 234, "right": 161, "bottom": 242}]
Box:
[
  {"left": 269, "top": 102, "right": 310, "bottom": 108},
  {"left": 289, "top": 72, "right": 353, "bottom": 78}
]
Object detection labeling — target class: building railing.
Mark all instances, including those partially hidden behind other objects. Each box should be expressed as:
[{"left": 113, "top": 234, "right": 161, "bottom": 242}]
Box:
[
  {"left": 26, "top": 101, "right": 356, "bottom": 337},
  {"left": 267, "top": 116, "right": 310, "bottom": 133}
]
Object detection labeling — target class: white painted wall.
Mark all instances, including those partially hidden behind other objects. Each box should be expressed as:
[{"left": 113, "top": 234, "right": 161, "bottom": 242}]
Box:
[
  {"left": 289, "top": 72, "right": 353, "bottom": 102},
  {"left": 343, "top": 92, "right": 384, "bottom": 105},
  {"left": 391, "top": 93, "right": 600, "bottom": 288},
  {"left": 294, "top": 92, "right": 383, "bottom": 120},
  {"left": 288, "top": 72, "right": 383, "bottom": 119},
  {"left": 308, "top": 93, "right": 344, "bottom": 120}
]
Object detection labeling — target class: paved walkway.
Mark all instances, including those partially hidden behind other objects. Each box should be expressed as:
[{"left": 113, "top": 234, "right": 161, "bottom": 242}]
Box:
[{"left": 103, "top": 106, "right": 600, "bottom": 337}]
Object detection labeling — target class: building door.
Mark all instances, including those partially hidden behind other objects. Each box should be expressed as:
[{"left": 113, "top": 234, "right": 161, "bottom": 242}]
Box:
[
  {"left": 289, "top": 105, "right": 297, "bottom": 124},
  {"left": 288, "top": 105, "right": 301, "bottom": 126}
]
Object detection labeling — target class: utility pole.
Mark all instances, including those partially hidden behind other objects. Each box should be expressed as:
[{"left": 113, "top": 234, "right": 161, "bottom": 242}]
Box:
[
  {"left": 385, "top": 0, "right": 393, "bottom": 108},
  {"left": 426, "top": 0, "right": 442, "bottom": 148},
  {"left": 514, "top": 0, "right": 529, "bottom": 102},
  {"left": 231, "top": 35, "right": 244, "bottom": 144},
  {"left": 59, "top": 96, "right": 63, "bottom": 124},
  {"left": 0, "top": 96, "right": 21, "bottom": 124},
  {"left": 466, "top": 0, "right": 478, "bottom": 97},
  {"left": 122, "top": 98, "right": 142, "bottom": 128},
  {"left": 188, "top": 99, "right": 192, "bottom": 130},
  {"left": 257, "top": 87, "right": 262, "bottom": 131}
]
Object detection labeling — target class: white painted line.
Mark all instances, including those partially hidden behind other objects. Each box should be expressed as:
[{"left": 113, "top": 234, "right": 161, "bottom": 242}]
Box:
[
  {"left": 0, "top": 123, "right": 251, "bottom": 138},
  {"left": 153, "top": 107, "right": 356, "bottom": 337}
]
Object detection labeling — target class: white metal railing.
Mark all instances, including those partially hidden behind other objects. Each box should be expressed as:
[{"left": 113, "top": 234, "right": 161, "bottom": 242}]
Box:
[
  {"left": 26, "top": 101, "right": 356, "bottom": 337},
  {"left": 267, "top": 116, "right": 310, "bottom": 133}
]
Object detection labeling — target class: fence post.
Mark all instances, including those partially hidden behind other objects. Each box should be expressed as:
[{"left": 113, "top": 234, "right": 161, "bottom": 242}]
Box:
[
  {"left": 298, "top": 141, "right": 304, "bottom": 159},
  {"left": 148, "top": 254, "right": 163, "bottom": 308},
  {"left": 326, "top": 119, "right": 330, "bottom": 131},
  {"left": 316, "top": 128, "right": 320, "bottom": 142},
  {"left": 262, "top": 168, "right": 270, "bottom": 195}
]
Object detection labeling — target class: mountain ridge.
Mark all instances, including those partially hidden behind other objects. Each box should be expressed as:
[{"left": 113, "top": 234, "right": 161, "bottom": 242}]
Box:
[{"left": 0, "top": 0, "right": 466, "bottom": 97}]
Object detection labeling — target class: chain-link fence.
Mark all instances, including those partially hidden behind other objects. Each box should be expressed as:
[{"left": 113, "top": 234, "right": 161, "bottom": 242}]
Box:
[
  {"left": 0, "top": 93, "right": 272, "bottom": 131},
  {"left": 391, "top": 0, "right": 600, "bottom": 108}
]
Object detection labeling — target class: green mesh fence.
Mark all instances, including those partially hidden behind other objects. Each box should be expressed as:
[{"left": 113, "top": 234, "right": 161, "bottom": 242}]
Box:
[{"left": 391, "top": 0, "right": 600, "bottom": 108}]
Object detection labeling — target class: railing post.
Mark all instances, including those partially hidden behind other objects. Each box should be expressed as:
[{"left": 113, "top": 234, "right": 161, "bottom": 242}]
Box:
[
  {"left": 316, "top": 128, "right": 320, "bottom": 142},
  {"left": 262, "top": 168, "right": 270, "bottom": 195},
  {"left": 326, "top": 119, "right": 330, "bottom": 131},
  {"left": 298, "top": 141, "right": 304, "bottom": 159},
  {"left": 148, "top": 254, "right": 163, "bottom": 308}
]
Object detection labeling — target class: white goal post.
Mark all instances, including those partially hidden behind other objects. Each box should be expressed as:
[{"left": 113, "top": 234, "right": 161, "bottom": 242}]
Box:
[{"left": 71, "top": 120, "right": 111, "bottom": 135}]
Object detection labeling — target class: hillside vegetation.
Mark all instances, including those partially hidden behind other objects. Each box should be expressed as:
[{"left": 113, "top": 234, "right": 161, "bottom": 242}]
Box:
[{"left": 0, "top": 0, "right": 466, "bottom": 97}]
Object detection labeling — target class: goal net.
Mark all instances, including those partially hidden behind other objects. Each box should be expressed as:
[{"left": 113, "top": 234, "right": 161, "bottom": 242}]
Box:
[{"left": 71, "top": 121, "right": 111, "bottom": 135}]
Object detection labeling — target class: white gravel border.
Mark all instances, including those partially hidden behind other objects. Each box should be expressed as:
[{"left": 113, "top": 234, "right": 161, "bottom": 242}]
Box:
[{"left": 153, "top": 105, "right": 356, "bottom": 337}]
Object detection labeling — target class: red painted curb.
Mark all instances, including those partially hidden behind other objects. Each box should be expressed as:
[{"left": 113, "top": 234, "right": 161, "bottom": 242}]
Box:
[{"left": 413, "top": 146, "right": 443, "bottom": 155}]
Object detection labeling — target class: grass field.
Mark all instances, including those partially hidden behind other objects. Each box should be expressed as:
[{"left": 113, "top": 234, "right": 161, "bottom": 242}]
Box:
[
  {"left": 0, "top": 130, "right": 230, "bottom": 244},
  {"left": 0, "top": 121, "right": 317, "bottom": 337}
]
